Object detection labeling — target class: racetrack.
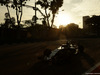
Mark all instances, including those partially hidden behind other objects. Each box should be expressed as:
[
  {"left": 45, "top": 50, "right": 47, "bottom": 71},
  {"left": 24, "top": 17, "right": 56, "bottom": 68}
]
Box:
[
  {"left": 0, "top": 40, "right": 66, "bottom": 75},
  {"left": 0, "top": 38, "right": 100, "bottom": 75}
]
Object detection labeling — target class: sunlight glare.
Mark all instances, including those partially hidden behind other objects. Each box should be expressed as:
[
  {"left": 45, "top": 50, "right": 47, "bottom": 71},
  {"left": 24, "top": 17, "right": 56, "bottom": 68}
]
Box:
[{"left": 55, "top": 13, "right": 72, "bottom": 28}]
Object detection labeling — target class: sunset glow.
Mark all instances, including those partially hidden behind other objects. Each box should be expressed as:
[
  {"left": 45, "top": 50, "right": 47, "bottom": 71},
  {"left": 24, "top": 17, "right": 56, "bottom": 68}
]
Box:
[
  {"left": 0, "top": 0, "right": 100, "bottom": 28},
  {"left": 55, "top": 13, "right": 72, "bottom": 28}
]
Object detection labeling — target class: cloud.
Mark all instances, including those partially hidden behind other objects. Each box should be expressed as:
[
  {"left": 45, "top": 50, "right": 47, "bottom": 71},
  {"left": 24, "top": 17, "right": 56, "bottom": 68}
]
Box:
[
  {"left": 63, "top": 0, "right": 84, "bottom": 15},
  {"left": 62, "top": 0, "right": 100, "bottom": 27},
  {"left": 72, "top": 0, "right": 100, "bottom": 16},
  {"left": 70, "top": 0, "right": 83, "bottom": 3},
  {"left": 64, "top": 0, "right": 83, "bottom": 4}
]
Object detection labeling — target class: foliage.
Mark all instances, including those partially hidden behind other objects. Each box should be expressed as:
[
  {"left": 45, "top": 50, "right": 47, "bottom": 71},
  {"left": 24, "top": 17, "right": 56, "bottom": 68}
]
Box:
[
  {"left": 36, "top": 0, "right": 51, "bottom": 26},
  {"left": 50, "top": 0, "right": 63, "bottom": 27},
  {"left": 36, "top": 0, "right": 50, "bottom": 9},
  {"left": 0, "top": 0, "right": 30, "bottom": 27},
  {"left": 24, "top": 20, "right": 32, "bottom": 27},
  {"left": 36, "top": 0, "right": 63, "bottom": 27},
  {"left": 50, "top": 0, "right": 63, "bottom": 14},
  {"left": 4, "top": 13, "right": 16, "bottom": 28},
  {"left": 59, "top": 23, "right": 81, "bottom": 38}
]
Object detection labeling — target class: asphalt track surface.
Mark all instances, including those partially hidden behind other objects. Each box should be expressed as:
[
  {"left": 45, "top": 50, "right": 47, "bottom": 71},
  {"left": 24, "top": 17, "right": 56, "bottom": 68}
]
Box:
[{"left": 0, "top": 39, "right": 100, "bottom": 75}]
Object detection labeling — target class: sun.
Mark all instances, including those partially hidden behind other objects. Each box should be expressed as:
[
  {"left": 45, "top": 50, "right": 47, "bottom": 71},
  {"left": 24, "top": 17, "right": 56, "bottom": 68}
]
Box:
[{"left": 55, "top": 12, "right": 71, "bottom": 28}]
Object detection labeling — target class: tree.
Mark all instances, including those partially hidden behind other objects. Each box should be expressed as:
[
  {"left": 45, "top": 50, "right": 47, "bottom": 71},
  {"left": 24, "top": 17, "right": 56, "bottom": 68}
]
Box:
[
  {"left": 11, "top": 17, "right": 15, "bottom": 26},
  {"left": 4, "top": 12, "right": 16, "bottom": 28},
  {"left": 25, "top": 20, "right": 32, "bottom": 27},
  {"left": 36, "top": 0, "right": 63, "bottom": 27},
  {"left": 0, "top": 0, "right": 12, "bottom": 26},
  {"left": 36, "top": 0, "right": 50, "bottom": 26},
  {"left": 0, "top": 0, "right": 30, "bottom": 27},
  {"left": 32, "top": 15, "right": 38, "bottom": 26},
  {"left": 64, "top": 23, "right": 79, "bottom": 38},
  {"left": 4, "top": 13, "right": 10, "bottom": 28},
  {"left": 50, "top": 0, "right": 63, "bottom": 27}
]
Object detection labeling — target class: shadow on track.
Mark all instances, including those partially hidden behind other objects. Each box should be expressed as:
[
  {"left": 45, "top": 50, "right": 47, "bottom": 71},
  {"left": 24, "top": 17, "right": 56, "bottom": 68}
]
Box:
[
  {"left": 80, "top": 52, "right": 95, "bottom": 67},
  {"left": 29, "top": 52, "right": 95, "bottom": 75}
]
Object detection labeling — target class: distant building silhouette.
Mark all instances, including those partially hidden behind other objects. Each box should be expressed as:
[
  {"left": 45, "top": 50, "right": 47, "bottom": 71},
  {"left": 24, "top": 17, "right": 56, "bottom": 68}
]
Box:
[{"left": 83, "top": 16, "right": 90, "bottom": 29}]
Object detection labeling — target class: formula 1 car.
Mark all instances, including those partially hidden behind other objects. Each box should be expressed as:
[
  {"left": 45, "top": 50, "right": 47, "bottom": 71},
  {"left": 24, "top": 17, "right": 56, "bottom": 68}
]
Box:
[{"left": 42, "top": 41, "right": 84, "bottom": 64}]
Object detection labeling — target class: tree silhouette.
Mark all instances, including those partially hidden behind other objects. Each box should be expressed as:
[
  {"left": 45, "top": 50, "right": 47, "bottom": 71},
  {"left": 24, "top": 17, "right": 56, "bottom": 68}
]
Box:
[
  {"left": 25, "top": 20, "right": 32, "bottom": 27},
  {"left": 0, "top": 0, "right": 30, "bottom": 28},
  {"left": 63, "top": 23, "right": 79, "bottom": 38},
  {"left": 36, "top": 0, "right": 50, "bottom": 26},
  {"left": 0, "top": 0, "right": 12, "bottom": 27},
  {"left": 4, "top": 13, "right": 10, "bottom": 28},
  {"left": 4, "top": 12, "right": 16, "bottom": 28},
  {"left": 36, "top": 0, "right": 63, "bottom": 27},
  {"left": 10, "top": 17, "right": 15, "bottom": 27},
  {"left": 32, "top": 15, "right": 38, "bottom": 25},
  {"left": 50, "top": 0, "right": 63, "bottom": 27}
]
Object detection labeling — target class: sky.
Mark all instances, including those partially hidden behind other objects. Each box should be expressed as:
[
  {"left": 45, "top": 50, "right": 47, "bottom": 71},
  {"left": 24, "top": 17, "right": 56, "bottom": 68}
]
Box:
[{"left": 0, "top": 0, "right": 100, "bottom": 28}]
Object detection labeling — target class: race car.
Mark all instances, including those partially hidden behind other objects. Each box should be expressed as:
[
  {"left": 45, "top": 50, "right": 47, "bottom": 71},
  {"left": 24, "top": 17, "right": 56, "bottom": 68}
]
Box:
[{"left": 42, "top": 41, "right": 84, "bottom": 64}]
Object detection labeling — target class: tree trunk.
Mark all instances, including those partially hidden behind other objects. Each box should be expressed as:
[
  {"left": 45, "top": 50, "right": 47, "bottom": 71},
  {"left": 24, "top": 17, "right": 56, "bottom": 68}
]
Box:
[
  {"left": 51, "top": 14, "right": 55, "bottom": 27},
  {"left": 16, "top": 6, "right": 20, "bottom": 27},
  {"left": 15, "top": 6, "right": 20, "bottom": 39},
  {"left": 45, "top": 8, "right": 50, "bottom": 27},
  {"left": 6, "top": 5, "right": 13, "bottom": 28},
  {"left": 19, "top": 3, "right": 23, "bottom": 26},
  {"left": 6, "top": 6, "right": 11, "bottom": 19}
]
